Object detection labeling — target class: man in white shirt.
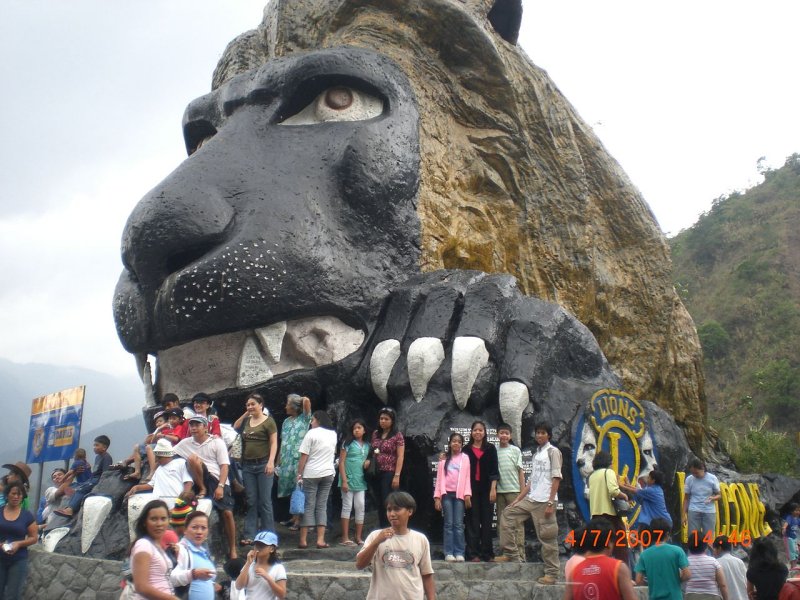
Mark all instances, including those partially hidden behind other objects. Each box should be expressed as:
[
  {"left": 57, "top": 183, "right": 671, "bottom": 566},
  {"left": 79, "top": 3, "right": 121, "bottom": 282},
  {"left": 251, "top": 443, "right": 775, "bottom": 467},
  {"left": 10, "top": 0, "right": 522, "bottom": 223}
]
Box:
[
  {"left": 125, "top": 439, "right": 193, "bottom": 499},
  {"left": 495, "top": 421, "right": 562, "bottom": 584},
  {"left": 713, "top": 535, "right": 748, "bottom": 600},
  {"left": 174, "top": 414, "right": 238, "bottom": 559}
]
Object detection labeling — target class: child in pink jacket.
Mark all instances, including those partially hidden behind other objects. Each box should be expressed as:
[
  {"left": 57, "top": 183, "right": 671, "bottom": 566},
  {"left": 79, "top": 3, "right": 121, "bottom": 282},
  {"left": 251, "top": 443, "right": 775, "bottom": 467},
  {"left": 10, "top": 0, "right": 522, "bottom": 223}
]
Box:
[{"left": 434, "top": 432, "right": 472, "bottom": 562}]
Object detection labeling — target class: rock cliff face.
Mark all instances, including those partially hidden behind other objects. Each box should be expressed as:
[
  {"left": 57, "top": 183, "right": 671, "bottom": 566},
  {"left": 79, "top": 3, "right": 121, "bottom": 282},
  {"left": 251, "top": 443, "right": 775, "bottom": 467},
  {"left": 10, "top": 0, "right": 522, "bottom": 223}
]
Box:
[{"left": 211, "top": 0, "right": 706, "bottom": 448}]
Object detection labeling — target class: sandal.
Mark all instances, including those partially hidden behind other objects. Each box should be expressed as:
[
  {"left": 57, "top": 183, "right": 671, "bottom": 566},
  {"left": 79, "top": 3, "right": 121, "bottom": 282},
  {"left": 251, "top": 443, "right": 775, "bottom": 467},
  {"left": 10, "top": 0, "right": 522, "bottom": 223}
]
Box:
[
  {"left": 316, "top": 543, "right": 330, "bottom": 549},
  {"left": 339, "top": 540, "right": 356, "bottom": 546},
  {"left": 239, "top": 539, "right": 254, "bottom": 547},
  {"left": 297, "top": 544, "right": 308, "bottom": 549},
  {"left": 123, "top": 472, "right": 141, "bottom": 482},
  {"left": 288, "top": 524, "right": 299, "bottom": 532}
]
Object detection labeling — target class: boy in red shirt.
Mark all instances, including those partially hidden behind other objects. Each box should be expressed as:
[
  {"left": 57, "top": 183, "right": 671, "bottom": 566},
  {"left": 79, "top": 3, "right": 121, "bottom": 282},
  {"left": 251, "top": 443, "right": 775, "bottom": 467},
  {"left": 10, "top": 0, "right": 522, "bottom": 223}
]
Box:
[{"left": 566, "top": 517, "right": 637, "bottom": 600}]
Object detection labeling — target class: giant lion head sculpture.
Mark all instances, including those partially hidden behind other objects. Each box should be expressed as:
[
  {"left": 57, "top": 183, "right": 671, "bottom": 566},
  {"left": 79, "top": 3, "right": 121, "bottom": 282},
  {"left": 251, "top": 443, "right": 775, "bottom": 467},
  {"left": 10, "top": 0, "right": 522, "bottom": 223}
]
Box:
[{"left": 114, "top": 0, "right": 705, "bottom": 463}]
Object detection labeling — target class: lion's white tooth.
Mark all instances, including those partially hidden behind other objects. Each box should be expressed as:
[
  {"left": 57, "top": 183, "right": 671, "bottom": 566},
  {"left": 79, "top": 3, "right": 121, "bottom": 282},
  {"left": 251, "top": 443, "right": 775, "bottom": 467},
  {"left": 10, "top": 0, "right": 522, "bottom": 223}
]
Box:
[
  {"left": 81, "top": 496, "right": 113, "bottom": 553},
  {"left": 370, "top": 339, "right": 401, "bottom": 403},
  {"left": 407, "top": 337, "right": 445, "bottom": 403},
  {"left": 237, "top": 335, "right": 273, "bottom": 388},
  {"left": 254, "top": 321, "right": 287, "bottom": 363},
  {"left": 143, "top": 362, "right": 157, "bottom": 407},
  {"left": 135, "top": 353, "right": 148, "bottom": 380},
  {"left": 41, "top": 527, "right": 70, "bottom": 553},
  {"left": 451, "top": 336, "right": 490, "bottom": 409},
  {"left": 128, "top": 492, "right": 157, "bottom": 540},
  {"left": 135, "top": 353, "right": 157, "bottom": 407},
  {"left": 499, "top": 381, "right": 530, "bottom": 445}
]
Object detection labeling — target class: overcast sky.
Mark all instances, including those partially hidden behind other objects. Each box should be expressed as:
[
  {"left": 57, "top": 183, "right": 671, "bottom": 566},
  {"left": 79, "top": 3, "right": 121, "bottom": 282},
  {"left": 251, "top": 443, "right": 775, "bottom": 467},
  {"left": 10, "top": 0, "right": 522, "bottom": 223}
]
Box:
[{"left": 1, "top": 1, "right": 798, "bottom": 380}]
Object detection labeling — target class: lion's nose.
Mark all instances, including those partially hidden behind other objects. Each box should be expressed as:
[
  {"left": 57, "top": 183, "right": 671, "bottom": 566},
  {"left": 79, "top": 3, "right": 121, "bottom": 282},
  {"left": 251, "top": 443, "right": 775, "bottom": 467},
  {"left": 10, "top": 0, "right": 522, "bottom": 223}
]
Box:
[{"left": 120, "top": 155, "right": 235, "bottom": 293}]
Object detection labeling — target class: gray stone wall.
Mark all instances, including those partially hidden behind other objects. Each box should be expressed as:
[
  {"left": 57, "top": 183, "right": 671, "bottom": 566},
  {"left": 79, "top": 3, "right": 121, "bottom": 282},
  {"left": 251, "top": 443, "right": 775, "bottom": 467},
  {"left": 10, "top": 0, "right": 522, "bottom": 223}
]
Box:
[
  {"left": 25, "top": 550, "right": 651, "bottom": 599},
  {"left": 25, "top": 546, "right": 123, "bottom": 600}
]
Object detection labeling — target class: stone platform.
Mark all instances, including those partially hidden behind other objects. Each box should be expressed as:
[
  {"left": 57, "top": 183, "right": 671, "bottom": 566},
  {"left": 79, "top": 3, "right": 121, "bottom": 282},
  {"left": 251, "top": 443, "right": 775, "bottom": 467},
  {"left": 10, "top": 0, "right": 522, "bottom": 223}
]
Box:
[{"left": 25, "top": 548, "right": 651, "bottom": 599}]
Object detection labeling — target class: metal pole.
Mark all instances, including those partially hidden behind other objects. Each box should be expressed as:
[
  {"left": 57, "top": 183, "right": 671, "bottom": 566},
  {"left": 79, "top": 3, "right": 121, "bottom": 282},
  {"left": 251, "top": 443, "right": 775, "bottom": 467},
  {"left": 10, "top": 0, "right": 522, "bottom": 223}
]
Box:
[{"left": 34, "top": 463, "right": 44, "bottom": 511}]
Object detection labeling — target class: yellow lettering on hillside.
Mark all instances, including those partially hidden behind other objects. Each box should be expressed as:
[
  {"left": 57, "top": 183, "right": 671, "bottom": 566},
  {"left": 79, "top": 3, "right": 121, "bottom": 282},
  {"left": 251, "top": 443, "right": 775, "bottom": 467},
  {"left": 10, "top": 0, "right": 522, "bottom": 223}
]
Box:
[{"left": 678, "top": 475, "right": 771, "bottom": 542}]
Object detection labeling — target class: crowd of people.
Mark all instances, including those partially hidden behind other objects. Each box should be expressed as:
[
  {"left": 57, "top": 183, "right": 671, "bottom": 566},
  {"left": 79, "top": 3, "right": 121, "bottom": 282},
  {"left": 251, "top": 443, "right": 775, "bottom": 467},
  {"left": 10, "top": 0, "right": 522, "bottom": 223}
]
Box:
[{"left": 2, "top": 394, "right": 800, "bottom": 600}]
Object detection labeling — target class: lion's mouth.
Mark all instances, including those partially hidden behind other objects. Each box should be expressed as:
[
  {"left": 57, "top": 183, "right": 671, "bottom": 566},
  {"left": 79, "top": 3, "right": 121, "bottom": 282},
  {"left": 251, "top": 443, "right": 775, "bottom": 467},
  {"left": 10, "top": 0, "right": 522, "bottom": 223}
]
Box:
[{"left": 135, "top": 316, "right": 365, "bottom": 402}]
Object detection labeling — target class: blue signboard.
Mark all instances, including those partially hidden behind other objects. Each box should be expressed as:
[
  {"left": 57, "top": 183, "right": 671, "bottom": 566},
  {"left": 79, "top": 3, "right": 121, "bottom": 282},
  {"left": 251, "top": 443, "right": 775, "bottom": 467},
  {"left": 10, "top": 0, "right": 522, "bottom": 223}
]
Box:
[
  {"left": 27, "top": 386, "right": 85, "bottom": 463},
  {"left": 572, "top": 389, "right": 659, "bottom": 523}
]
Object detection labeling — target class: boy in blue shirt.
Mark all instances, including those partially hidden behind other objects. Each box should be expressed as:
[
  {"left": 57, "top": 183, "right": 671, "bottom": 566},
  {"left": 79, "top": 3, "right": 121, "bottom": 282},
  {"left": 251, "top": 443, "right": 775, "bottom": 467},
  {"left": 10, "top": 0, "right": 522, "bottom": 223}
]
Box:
[
  {"left": 54, "top": 435, "right": 112, "bottom": 518},
  {"left": 783, "top": 503, "right": 800, "bottom": 569}
]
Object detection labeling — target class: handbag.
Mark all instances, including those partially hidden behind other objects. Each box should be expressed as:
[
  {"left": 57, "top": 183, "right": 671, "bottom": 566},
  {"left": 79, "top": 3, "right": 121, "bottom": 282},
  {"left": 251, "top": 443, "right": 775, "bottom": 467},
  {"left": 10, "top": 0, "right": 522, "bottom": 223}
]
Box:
[
  {"left": 364, "top": 445, "right": 379, "bottom": 478},
  {"left": 119, "top": 581, "right": 136, "bottom": 600},
  {"left": 607, "top": 469, "right": 631, "bottom": 515},
  {"left": 290, "top": 486, "right": 305, "bottom": 515},
  {"left": 172, "top": 541, "right": 191, "bottom": 600},
  {"left": 612, "top": 496, "right": 631, "bottom": 515}
]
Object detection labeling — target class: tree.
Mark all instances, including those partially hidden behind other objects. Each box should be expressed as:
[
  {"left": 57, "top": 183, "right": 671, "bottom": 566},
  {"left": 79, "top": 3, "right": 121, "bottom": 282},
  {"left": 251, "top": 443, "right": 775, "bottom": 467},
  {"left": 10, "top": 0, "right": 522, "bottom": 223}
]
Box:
[{"left": 697, "top": 320, "right": 731, "bottom": 360}]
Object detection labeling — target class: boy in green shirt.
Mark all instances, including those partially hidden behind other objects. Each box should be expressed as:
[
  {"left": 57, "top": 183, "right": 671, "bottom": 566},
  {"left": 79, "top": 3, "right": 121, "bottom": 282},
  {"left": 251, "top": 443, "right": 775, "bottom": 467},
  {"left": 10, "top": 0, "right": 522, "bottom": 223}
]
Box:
[{"left": 634, "top": 518, "right": 691, "bottom": 600}]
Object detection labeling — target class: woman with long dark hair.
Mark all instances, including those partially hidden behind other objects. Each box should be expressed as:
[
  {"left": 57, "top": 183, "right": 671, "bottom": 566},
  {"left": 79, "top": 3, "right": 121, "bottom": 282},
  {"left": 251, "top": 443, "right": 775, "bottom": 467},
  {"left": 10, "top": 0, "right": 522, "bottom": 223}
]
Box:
[
  {"left": 130, "top": 499, "right": 179, "bottom": 599},
  {"left": 296, "top": 410, "right": 337, "bottom": 549},
  {"left": 746, "top": 537, "right": 788, "bottom": 600},
  {"left": 587, "top": 450, "right": 629, "bottom": 564},
  {"left": 0, "top": 481, "right": 37, "bottom": 599},
  {"left": 233, "top": 393, "right": 278, "bottom": 546},
  {"left": 462, "top": 420, "right": 499, "bottom": 562},
  {"left": 370, "top": 407, "right": 405, "bottom": 527}
]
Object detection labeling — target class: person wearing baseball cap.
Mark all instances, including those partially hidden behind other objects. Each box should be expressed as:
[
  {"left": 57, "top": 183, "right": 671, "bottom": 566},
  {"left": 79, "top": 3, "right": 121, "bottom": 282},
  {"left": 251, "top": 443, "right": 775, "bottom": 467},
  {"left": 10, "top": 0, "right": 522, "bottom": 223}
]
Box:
[
  {"left": 174, "top": 413, "right": 238, "bottom": 560},
  {"left": 125, "top": 439, "right": 193, "bottom": 500},
  {"left": 237, "top": 530, "right": 287, "bottom": 598}
]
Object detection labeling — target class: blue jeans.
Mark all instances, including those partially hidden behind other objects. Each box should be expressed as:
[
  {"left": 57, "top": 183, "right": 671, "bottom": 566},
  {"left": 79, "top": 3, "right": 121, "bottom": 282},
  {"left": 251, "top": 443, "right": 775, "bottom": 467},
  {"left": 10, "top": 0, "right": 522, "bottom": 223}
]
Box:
[
  {"left": 442, "top": 492, "right": 466, "bottom": 558},
  {"left": 241, "top": 460, "right": 275, "bottom": 539},
  {"left": 0, "top": 558, "right": 29, "bottom": 600},
  {"left": 301, "top": 475, "right": 334, "bottom": 527},
  {"left": 67, "top": 480, "right": 97, "bottom": 513},
  {"left": 688, "top": 510, "right": 716, "bottom": 545}
]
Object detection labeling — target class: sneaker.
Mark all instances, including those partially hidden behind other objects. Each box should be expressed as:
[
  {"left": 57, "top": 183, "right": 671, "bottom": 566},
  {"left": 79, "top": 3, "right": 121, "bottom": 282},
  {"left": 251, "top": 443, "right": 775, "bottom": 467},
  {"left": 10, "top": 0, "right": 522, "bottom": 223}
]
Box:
[
  {"left": 455, "top": 555, "right": 465, "bottom": 562},
  {"left": 445, "top": 554, "right": 456, "bottom": 562},
  {"left": 537, "top": 575, "right": 557, "bottom": 585}
]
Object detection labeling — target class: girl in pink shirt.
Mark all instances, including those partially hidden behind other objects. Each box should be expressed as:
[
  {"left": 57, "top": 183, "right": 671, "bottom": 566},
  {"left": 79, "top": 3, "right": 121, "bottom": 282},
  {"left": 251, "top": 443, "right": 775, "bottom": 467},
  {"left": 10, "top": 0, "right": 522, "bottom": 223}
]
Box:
[{"left": 434, "top": 433, "right": 472, "bottom": 562}]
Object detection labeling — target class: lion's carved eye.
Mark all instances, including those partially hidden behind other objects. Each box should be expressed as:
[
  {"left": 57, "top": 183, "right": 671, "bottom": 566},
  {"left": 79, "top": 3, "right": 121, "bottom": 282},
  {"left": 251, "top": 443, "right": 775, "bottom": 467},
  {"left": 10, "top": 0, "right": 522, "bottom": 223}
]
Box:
[{"left": 280, "top": 86, "right": 383, "bottom": 125}]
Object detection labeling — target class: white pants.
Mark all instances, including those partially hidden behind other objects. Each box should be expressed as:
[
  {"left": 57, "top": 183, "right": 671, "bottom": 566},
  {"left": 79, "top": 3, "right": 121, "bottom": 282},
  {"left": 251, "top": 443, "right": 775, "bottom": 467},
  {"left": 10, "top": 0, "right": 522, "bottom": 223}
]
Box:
[{"left": 340, "top": 489, "right": 365, "bottom": 523}]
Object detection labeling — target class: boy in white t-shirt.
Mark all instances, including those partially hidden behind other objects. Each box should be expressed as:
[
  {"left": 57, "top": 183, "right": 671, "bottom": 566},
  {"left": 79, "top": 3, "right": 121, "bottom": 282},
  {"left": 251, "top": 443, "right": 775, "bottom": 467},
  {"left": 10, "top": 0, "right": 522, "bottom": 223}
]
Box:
[
  {"left": 356, "top": 491, "right": 435, "bottom": 600},
  {"left": 495, "top": 422, "right": 562, "bottom": 584}
]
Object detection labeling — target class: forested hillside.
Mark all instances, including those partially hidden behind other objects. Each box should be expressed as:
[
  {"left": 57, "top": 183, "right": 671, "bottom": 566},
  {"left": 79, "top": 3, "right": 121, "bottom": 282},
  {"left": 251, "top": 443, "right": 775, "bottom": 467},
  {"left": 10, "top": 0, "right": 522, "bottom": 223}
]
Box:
[{"left": 670, "top": 155, "right": 800, "bottom": 472}]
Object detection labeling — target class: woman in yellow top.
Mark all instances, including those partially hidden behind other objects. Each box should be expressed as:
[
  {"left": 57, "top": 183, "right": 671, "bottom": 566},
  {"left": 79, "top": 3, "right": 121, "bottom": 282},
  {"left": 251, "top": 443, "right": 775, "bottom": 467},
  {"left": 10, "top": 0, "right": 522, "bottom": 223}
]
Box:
[{"left": 587, "top": 450, "right": 629, "bottom": 563}]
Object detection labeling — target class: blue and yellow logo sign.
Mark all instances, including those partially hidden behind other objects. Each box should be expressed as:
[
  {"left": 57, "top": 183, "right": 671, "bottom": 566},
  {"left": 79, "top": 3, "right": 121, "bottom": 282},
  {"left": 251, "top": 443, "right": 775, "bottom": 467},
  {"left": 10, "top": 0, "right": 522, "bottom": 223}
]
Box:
[{"left": 572, "top": 389, "right": 658, "bottom": 522}]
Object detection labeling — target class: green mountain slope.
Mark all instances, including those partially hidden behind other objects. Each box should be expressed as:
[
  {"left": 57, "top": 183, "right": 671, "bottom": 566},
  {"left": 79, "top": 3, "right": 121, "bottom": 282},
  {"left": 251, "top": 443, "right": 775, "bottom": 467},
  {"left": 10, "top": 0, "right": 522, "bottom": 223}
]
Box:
[{"left": 670, "top": 155, "right": 800, "bottom": 448}]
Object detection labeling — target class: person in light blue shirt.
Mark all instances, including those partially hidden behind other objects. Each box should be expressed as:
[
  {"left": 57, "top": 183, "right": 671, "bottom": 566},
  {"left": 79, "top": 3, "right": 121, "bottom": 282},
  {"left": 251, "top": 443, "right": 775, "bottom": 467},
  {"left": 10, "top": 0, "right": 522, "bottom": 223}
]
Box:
[{"left": 681, "top": 458, "right": 721, "bottom": 545}]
